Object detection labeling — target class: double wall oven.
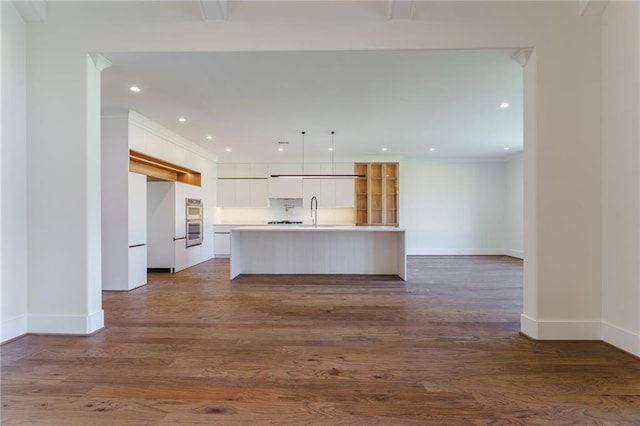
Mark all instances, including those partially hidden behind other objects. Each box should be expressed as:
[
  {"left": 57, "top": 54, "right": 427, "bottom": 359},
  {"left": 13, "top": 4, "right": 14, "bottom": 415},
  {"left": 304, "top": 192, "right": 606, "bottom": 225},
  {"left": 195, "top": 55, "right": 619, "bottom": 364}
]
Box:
[{"left": 186, "top": 198, "right": 203, "bottom": 247}]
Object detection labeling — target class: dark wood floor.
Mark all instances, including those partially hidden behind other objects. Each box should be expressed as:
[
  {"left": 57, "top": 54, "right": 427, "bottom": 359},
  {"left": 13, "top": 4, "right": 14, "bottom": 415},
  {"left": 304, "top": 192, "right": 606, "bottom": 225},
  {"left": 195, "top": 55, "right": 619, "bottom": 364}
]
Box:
[{"left": 2, "top": 256, "right": 640, "bottom": 425}]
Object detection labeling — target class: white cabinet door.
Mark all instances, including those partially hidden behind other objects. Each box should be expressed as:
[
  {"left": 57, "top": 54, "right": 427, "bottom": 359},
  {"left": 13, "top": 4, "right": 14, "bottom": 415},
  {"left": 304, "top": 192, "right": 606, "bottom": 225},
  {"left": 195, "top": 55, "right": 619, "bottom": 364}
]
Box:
[
  {"left": 250, "top": 163, "right": 269, "bottom": 178},
  {"left": 320, "top": 163, "right": 336, "bottom": 207},
  {"left": 302, "top": 164, "right": 322, "bottom": 208},
  {"left": 235, "top": 180, "right": 252, "bottom": 206},
  {"left": 174, "top": 239, "right": 188, "bottom": 272},
  {"left": 213, "top": 229, "right": 231, "bottom": 256},
  {"left": 250, "top": 179, "right": 269, "bottom": 207},
  {"left": 174, "top": 182, "right": 187, "bottom": 238},
  {"left": 235, "top": 163, "right": 252, "bottom": 177},
  {"left": 128, "top": 172, "right": 147, "bottom": 245},
  {"left": 128, "top": 172, "right": 147, "bottom": 290},
  {"left": 217, "top": 163, "right": 236, "bottom": 178},
  {"left": 334, "top": 163, "right": 355, "bottom": 208},
  {"left": 128, "top": 245, "right": 147, "bottom": 290},
  {"left": 217, "top": 179, "right": 236, "bottom": 207},
  {"left": 269, "top": 163, "right": 303, "bottom": 198}
]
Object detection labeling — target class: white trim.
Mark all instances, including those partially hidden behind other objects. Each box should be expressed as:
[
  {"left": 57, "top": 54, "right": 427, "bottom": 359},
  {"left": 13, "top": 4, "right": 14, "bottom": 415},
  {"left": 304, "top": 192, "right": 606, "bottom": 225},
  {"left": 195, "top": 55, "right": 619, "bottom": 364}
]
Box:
[
  {"left": 28, "top": 310, "right": 104, "bottom": 335},
  {"left": 406, "top": 248, "right": 508, "bottom": 256},
  {"left": 503, "top": 248, "right": 524, "bottom": 259},
  {"left": 1, "top": 315, "right": 28, "bottom": 343},
  {"left": 520, "top": 314, "right": 539, "bottom": 339},
  {"left": 520, "top": 316, "right": 601, "bottom": 340},
  {"left": 87, "top": 309, "right": 105, "bottom": 333},
  {"left": 602, "top": 321, "right": 640, "bottom": 358}
]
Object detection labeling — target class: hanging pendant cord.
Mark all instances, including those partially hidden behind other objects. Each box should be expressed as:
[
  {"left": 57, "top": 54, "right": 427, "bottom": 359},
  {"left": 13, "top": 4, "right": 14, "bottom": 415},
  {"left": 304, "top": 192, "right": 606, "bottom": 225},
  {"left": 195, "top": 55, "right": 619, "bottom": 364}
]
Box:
[
  {"left": 301, "top": 131, "right": 305, "bottom": 175},
  {"left": 331, "top": 131, "right": 335, "bottom": 174}
]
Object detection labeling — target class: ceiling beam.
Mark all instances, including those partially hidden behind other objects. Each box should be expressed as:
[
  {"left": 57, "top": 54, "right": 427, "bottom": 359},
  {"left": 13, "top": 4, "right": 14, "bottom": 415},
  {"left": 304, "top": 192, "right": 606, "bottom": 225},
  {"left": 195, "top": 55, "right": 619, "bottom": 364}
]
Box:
[
  {"left": 388, "top": 0, "right": 413, "bottom": 20},
  {"left": 578, "top": 0, "right": 609, "bottom": 16},
  {"left": 200, "top": 1, "right": 227, "bottom": 20},
  {"left": 12, "top": 0, "right": 47, "bottom": 22}
]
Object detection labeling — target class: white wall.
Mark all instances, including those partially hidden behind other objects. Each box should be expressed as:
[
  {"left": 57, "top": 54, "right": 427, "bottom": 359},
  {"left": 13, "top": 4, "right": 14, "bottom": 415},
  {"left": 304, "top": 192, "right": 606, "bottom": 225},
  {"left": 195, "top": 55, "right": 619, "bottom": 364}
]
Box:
[
  {"left": 17, "top": 1, "right": 626, "bottom": 351},
  {"left": 601, "top": 2, "right": 640, "bottom": 356},
  {"left": 1, "top": 2, "right": 28, "bottom": 342},
  {"left": 401, "top": 159, "right": 507, "bottom": 255},
  {"left": 504, "top": 153, "right": 524, "bottom": 258}
]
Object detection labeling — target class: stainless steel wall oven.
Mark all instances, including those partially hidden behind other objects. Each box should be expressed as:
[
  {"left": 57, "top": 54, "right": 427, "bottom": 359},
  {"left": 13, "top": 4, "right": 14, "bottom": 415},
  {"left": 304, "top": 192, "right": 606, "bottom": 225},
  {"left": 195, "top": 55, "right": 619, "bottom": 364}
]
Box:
[{"left": 186, "top": 198, "right": 203, "bottom": 247}]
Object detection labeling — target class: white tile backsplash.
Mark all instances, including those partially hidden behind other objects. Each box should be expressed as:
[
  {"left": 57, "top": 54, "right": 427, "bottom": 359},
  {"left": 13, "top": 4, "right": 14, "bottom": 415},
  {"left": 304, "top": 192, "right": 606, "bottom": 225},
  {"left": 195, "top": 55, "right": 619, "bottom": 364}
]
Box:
[{"left": 216, "top": 200, "right": 355, "bottom": 225}]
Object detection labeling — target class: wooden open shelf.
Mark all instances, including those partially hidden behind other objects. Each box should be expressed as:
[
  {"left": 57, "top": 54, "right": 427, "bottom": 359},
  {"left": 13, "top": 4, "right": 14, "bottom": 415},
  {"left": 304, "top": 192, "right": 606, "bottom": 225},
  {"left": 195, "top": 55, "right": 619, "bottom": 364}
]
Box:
[
  {"left": 129, "top": 150, "right": 201, "bottom": 186},
  {"left": 354, "top": 162, "right": 399, "bottom": 226}
]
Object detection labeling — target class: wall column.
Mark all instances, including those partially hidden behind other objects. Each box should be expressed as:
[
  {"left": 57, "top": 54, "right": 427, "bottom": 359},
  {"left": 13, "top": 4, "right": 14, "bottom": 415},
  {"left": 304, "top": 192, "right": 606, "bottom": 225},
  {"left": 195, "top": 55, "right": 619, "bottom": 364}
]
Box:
[{"left": 26, "top": 51, "right": 107, "bottom": 334}]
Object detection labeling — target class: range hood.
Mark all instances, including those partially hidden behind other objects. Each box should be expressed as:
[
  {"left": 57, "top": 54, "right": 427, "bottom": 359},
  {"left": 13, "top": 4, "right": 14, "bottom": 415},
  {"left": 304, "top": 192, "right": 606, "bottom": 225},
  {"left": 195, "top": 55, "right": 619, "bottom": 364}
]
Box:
[{"left": 270, "top": 131, "right": 365, "bottom": 179}]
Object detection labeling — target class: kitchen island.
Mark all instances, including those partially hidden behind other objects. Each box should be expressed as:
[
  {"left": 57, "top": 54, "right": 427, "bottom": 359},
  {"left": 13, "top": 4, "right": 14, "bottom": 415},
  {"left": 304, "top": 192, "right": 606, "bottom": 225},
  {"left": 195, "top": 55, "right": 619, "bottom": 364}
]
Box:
[{"left": 230, "top": 225, "right": 406, "bottom": 280}]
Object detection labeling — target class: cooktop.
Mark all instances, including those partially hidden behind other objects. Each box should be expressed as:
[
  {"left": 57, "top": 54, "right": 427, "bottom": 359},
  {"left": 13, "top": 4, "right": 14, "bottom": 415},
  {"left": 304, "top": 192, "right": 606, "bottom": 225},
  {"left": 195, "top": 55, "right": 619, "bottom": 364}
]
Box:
[{"left": 267, "top": 220, "right": 303, "bottom": 225}]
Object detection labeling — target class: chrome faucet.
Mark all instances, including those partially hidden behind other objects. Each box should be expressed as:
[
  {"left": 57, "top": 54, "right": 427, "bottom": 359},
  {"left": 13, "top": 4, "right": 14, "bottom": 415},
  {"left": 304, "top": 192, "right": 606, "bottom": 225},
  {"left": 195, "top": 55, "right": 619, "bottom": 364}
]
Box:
[{"left": 310, "top": 196, "right": 318, "bottom": 227}]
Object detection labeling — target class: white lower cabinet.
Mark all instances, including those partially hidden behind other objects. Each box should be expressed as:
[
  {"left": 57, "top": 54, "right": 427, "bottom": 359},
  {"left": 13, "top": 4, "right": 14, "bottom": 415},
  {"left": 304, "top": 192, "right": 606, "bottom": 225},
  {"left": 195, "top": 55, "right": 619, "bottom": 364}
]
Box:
[
  {"left": 128, "top": 245, "right": 147, "bottom": 290},
  {"left": 214, "top": 226, "right": 231, "bottom": 257}
]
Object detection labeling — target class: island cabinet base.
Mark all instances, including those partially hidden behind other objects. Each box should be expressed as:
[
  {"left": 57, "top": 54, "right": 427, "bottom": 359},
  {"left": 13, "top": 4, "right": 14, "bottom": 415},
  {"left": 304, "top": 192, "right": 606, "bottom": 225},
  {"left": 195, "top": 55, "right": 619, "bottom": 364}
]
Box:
[{"left": 230, "top": 227, "right": 406, "bottom": 280}]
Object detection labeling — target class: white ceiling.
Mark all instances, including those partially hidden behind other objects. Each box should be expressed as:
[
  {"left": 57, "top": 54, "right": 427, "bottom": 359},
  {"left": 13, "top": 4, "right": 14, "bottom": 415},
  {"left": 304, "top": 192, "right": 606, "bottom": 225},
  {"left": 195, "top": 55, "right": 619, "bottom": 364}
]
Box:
[{"left": 101, "top": 48, "right": 523, "bottom": 162}]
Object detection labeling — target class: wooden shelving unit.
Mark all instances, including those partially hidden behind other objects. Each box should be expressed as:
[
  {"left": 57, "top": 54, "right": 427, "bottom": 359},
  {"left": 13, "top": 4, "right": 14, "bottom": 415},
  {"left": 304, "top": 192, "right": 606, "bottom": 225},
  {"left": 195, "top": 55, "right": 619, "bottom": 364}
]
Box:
[
  {"left": 355, "top": 163, "right": 369, "bottom": 225},
  {"left": 354, "top": 162, "right": 399, "bottom": 226}
]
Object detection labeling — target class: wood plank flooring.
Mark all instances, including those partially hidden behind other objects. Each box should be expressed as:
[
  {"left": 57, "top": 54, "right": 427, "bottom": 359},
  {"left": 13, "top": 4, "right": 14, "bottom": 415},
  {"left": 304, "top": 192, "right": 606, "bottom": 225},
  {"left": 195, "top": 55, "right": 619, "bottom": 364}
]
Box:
[{"left": 2, "top": 256, "right": 640, "bottom": 425}]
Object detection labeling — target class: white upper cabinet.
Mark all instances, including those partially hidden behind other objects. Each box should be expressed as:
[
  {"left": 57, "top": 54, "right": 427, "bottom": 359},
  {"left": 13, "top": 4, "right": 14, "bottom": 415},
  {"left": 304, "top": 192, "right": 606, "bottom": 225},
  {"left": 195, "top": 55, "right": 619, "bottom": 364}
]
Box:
[
  {"left": 217, "top": 162, "right": 352, "bottom": 207},
  {"left": 301, "top": 163, "right": 354, "bottom": 208},
  {"left": 268, "top": 163, "right": 303, "bottom": 198},
  {"left": 334, "top": 162, "right": 355, "bottom": 208},
  {"left": 217, "top": 163, "right": 269, "bottom": 207},
  {"left": 217, "top": 163, "right": 237, "bottom": 178},
  {"left": 302, "top": 164, "right": 322, "bottom": 208}
]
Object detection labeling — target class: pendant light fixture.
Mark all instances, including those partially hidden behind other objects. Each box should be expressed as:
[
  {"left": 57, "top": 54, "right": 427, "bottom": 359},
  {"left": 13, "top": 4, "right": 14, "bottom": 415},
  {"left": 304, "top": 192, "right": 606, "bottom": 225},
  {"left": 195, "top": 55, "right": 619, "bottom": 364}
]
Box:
[{"left": 270, "top": 131, "right": 365, "bottom": 179}]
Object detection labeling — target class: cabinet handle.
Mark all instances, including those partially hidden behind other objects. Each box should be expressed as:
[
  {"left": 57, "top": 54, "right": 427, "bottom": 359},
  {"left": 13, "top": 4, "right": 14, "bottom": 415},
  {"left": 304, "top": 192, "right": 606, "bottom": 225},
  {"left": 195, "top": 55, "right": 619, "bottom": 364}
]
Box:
[
  {"left": 173, "top": 236, "right": 186, "bottom": 241},
  {"left": 129, "top": 243, "right": 146, "bottom": 248}
]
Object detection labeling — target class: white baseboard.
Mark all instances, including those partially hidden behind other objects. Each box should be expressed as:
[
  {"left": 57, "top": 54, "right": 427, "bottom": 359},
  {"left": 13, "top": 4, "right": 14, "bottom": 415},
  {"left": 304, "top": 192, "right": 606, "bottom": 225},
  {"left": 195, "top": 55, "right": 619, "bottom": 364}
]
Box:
[
  {"left": 28, "top": 309, "right": 104, "bottom": 335},
  {"left": 602, "top": 321, "right": 640, "bottom": 358},
  {"left": 407, "top": 248, "right": 507, "bottom": 256},
  {"left": 1, "top": 315, "right": 28, "bottom": 343},
  {"left": 520, "top": 314, "right": 601, "bottom": 340},
  {"left": 520, "top": 314, "right": 539, "bottom": 339},
  {"left": 503, "top": 248, "right": 524, "bottom": 259}
]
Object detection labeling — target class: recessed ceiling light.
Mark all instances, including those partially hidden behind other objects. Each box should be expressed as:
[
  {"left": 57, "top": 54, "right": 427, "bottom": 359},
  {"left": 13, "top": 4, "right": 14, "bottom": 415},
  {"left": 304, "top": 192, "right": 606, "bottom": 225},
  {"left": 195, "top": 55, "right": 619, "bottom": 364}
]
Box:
[
  {"left": 499, "top": 102, "right": 510, "bottom": 109},
  {"left": 381, "top": 147, "right": 388, "bottom": 152},
  {"left": 504, "top": 147, "right": 511, "bottom": 151},
  {"left": 328, "top": 147, "right": 334, "bottom": 152},
  {"left": 178, "top": 117, "right": 187, "bottom": 123},
  {"left": 205, "top": 135, "right": 213, "bottom": 140},
  {"left": 129, "top": 86, "right": 141, "bottom": 93},
  {"left": 429, "top": 147, "right": 436, "bottom": 152},
  {"left": 225, "top": 148, "right": 231, "bottom": 152},
  {"left": 277, "top": 148, "right": 284, "bottom": 152}
]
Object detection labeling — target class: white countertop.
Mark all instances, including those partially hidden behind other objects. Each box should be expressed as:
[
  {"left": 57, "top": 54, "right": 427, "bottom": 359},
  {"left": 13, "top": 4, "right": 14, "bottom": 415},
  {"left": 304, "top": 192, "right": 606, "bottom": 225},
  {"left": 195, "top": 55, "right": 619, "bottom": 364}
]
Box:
[{"left": 232, "top": 225, "right": 404, "bottom": 232}]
